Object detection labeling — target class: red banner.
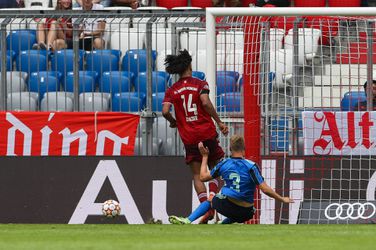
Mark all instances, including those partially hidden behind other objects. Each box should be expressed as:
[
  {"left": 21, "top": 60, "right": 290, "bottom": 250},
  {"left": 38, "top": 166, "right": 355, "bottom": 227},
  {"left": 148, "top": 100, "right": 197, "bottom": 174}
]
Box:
[{"left": 0, "top": 112, "right": 140, "bottom": 156}]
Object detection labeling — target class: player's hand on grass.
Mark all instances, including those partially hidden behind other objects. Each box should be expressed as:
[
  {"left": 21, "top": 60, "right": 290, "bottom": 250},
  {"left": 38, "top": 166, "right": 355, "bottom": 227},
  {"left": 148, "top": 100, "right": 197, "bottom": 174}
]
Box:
[
  {"left": 281, "top": 197, "right": 294, "bottom": 203},
  {"left": 198, "top": 142, "right": 209, "bottom": 156},
  {"left": 218, "top": 122, "right": 229, "bottom": 136}
]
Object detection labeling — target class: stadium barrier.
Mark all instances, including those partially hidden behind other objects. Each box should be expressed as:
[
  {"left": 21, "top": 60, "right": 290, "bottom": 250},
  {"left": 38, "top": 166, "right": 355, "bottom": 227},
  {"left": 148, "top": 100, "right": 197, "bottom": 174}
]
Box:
[
  {"left": 0, "top": 156, "right": 374, "bottom": 224},
  {"left": 2, "top": 7, "right": 376, "bottom": 224},
  {"left": 0, "top": 10, "right": 209, "bottom": 156},
  {"left": 0, "top": 156, "right": 191, "bottom": 224},
  {"left": 0, "top": 9, "right": 245, "bottom": 157}
]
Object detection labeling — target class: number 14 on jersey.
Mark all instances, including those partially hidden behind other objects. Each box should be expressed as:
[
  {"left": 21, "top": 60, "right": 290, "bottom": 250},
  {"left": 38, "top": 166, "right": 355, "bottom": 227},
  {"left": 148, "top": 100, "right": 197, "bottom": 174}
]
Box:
[{"left": 181, "top": 94, "right": 198, "bottom": 122}]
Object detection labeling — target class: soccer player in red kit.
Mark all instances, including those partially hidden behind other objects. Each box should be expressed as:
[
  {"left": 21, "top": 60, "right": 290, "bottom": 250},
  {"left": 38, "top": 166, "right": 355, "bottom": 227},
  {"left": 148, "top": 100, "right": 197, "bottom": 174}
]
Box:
[{"left": 162, "top": 50, "right": 229, "bottom": 223}]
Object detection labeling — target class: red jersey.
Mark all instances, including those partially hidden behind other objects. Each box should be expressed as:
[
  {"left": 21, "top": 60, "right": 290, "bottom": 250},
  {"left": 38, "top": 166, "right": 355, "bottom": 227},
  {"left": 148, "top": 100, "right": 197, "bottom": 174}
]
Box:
[{"left": 163, "top": 76, "right": 217, "bottom": 145}]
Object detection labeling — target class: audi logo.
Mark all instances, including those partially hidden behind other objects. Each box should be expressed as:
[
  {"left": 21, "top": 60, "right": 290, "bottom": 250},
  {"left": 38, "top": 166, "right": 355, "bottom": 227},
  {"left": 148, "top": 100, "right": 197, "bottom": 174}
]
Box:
[{"left": 324, "top": 202, "right": 376, "bottom": 220}]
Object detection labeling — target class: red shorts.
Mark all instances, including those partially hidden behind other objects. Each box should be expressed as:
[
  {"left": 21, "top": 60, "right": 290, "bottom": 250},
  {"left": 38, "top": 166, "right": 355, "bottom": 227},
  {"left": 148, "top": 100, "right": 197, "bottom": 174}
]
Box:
[{"left": 184, "top": 137, "right": 225, "bottom": 165}]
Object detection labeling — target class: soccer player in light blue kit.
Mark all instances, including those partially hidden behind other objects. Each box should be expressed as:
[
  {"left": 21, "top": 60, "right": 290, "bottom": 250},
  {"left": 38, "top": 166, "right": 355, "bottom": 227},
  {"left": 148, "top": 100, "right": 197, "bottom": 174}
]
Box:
[{"left": 169, "top": 135, "right": 294, "bottom": 224}]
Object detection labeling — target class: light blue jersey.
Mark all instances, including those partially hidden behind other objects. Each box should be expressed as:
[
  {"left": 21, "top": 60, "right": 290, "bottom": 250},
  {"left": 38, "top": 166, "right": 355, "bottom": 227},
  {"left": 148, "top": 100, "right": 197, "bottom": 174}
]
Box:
[{"left": 210, "top": 157, "right": 264, "bottom": 203}]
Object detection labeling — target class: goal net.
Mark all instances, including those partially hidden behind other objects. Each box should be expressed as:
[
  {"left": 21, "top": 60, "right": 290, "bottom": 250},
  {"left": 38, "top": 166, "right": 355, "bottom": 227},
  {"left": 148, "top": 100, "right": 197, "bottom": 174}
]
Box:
[{"left": 207, "top": 7, "right": 376, "bottom": 224}]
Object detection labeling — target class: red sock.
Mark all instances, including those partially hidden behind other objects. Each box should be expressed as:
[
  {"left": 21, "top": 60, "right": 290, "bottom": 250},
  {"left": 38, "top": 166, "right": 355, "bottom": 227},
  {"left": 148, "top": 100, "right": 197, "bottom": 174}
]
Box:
[
  {"left": 197, "top": 191, "right": 208, "bottom": 203},
  {"left": 209, "top": 179, "right": 219, "bottom": 196}
]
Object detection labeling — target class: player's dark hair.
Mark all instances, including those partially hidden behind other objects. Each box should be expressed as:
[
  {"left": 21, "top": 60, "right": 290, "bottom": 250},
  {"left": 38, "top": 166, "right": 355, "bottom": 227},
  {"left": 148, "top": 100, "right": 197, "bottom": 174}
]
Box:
[
  {"left": 230, "top": 135, "right": 245, "bottom": 152},
  {"left": 363, "top": 80, "right": 376, "bottom": 95},
  {"left": 165, "top": 50, "right": 192, "bottom": 75}
]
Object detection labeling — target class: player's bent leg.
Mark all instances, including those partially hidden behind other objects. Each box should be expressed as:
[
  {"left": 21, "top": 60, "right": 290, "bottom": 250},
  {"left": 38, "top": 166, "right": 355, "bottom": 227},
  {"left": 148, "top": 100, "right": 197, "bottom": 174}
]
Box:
[
  {"left": 168, "top": 216, "right": 191, "bottom": 225},
  {"left": 188, "top": 200, "right": 212, "bottom": 223}
]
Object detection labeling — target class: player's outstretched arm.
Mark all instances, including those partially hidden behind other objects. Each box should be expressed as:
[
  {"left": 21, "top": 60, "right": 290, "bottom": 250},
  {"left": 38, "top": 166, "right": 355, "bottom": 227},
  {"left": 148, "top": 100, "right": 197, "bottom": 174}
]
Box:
[
  {"left": 259, "top": 182, "right": 294, "bottom": 203},
  {"left": 200, "top": 94, "right": 229, "bottom": 136},
  {"left": 162, "top": 103, "right": 177, "bottom": 128},
  {"left": 198, "top": 142, "right": 213, "bottom": 182}
]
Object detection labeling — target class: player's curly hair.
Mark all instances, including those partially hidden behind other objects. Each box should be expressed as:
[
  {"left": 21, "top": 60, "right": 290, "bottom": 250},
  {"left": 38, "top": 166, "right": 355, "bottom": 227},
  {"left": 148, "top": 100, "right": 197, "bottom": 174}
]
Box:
[{"left": 164, "top": 50, "right": 192, "bottom": 75}]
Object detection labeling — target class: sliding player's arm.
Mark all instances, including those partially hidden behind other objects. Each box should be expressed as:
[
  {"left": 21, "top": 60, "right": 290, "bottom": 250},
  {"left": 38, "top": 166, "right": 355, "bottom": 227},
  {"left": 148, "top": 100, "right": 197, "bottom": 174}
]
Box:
[
  {"left": 250, "top": 165, "right": 293, "bottom": 204},
  {"left": 259, "top": 182, "right": 293, "bottom": 203},
  {"left": 198, "top": 142, "right": 213, "bottom": 182}
]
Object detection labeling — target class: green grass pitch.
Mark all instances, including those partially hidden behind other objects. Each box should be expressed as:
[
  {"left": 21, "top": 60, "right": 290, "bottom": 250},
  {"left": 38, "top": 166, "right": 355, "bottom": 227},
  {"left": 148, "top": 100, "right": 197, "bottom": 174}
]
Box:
[{"left": 0, "top": 224, "right": 374, "bottom": 250}]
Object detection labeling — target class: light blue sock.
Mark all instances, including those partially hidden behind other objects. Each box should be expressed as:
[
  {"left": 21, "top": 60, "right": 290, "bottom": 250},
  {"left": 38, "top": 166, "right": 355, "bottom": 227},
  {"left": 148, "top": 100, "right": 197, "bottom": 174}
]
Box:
[{"left": 188, "top": 201, "right": 211, "bottom": 222}]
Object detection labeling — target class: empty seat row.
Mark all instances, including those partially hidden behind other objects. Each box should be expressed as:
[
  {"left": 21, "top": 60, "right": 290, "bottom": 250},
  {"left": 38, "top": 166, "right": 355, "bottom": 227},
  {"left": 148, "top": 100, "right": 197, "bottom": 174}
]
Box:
[
  {"left": 6, "top": 91, "right": 164, "bottom": 112},
  {"left": 266, "top": 27, "right": 322, "bottom": 89},
  {"left": 6, "top": 85, "right": 241, "bottom": 113},
  {"left": 3, "top": 29, "right": 245, "bottom": 78},
  {"left": 5, "top": 68, "right": 239, "bottom": 97},
  {"left": 4, "top": 48, "right": 159, "bottom": 78},
  {"left": 7, "top": 91, "right": 110, "bottom": 112},
  {"left": 14, "top": 70, "right": 170, "bottom": 98},
  {"left": 265, "top": 16, "right": 338, "bottom": 47}
]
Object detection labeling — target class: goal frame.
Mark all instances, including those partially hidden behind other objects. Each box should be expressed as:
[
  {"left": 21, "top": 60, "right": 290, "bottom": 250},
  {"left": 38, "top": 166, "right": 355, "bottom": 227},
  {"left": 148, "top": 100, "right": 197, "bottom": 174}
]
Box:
[
  {"left": 206, "top": 7, "right": 376, "bottom": 164},
  {"left": 206, "top": 7, "right": 376, "bottom": 224}
]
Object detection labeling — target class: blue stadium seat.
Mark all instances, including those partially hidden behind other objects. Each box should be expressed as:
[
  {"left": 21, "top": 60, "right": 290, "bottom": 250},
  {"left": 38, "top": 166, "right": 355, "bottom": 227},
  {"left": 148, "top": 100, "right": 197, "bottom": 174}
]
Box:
[
  {"left": 135, "top": 72, "right": 167, "bottom": 94},
  {"left": 83, "top": 70, "right": 99, "bottom": 83},
  {"left": 136, "top": 92, "right": 146, "bottom": 108},
  {"left": 29, "top": 74, "right": 59, "bottom": 98},
  {"left": 6, "top": 30, "right": 37, "bottom": 57},
  {"left": 217, "top": 92, "right": 241, "bottom": 112},
  {"left": 16, "top": 50, "right": 49, "bottom": 75},
  {"left": 51, "top": 50, "right": 84, "bottom": 78},
  {"left": 100, "top": 71, "right": 131, "bottom": 93},
  {"left": 29, "top": 71, "right": 63, "bottom": 86},
  {"left": 270, "top": 118, "right": 289, "bottom": 151},
  {"left": 8, "top": 50, "right": 16, "bottom": 61},
  {"left": 0, "top": 52, "right": 12, "bottom": 71},
  {"left": 156, "top": 71, "right": 171, "bottom": 86},
  {"left": 90, "top": 49, "right": 122, "bottom": 60},
  {"left": 192, "top": 71, "right": 206, "bottom": 80},
  {"left": 238, "top": 72, "right": 275, "bottom": 92},
  {"left": 112, "top": 92, "right": 143, "bottom": 112},
  {"left": 122, "top": 49, "right": 157, "bottom": 77},
  {"left": 341, "top": 91, "right": 366, "bottom": 111},
  {"left": 86, "top": 52, "right": 119, "bottom": 77},
  {"left": 66, "top": 70, "right": 99, "bottom": 83},
  {"left": 120, "top": 71, "right": 135, "bottom": 87},
  {"left": 65, "top": 71, "right": 96, "bottom": 93},
  {"left": 217, "top": 70, "right": 240, "bottom": 82},
  {"left": 152, "top": 92, "right": 165, "bottom": 112},
  {"left": 216, "top": 73, "right": 237, "bottom": 95}
]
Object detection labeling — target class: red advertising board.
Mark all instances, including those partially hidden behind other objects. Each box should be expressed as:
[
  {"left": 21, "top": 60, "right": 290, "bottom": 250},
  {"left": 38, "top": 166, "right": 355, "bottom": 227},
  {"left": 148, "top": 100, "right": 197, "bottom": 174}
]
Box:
[
  {"left": 303, "top": 111, "right": 376, "bottom": 155},
  {"left": 0, "top": 112, "right": 140, "bottom": 156}
]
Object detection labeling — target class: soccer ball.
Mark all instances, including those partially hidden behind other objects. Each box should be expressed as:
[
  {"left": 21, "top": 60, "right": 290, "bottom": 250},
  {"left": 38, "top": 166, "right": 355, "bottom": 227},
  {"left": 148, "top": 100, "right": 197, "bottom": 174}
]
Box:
[{"left": 102, "top": 200, "right": 121, "bottom": 218}]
